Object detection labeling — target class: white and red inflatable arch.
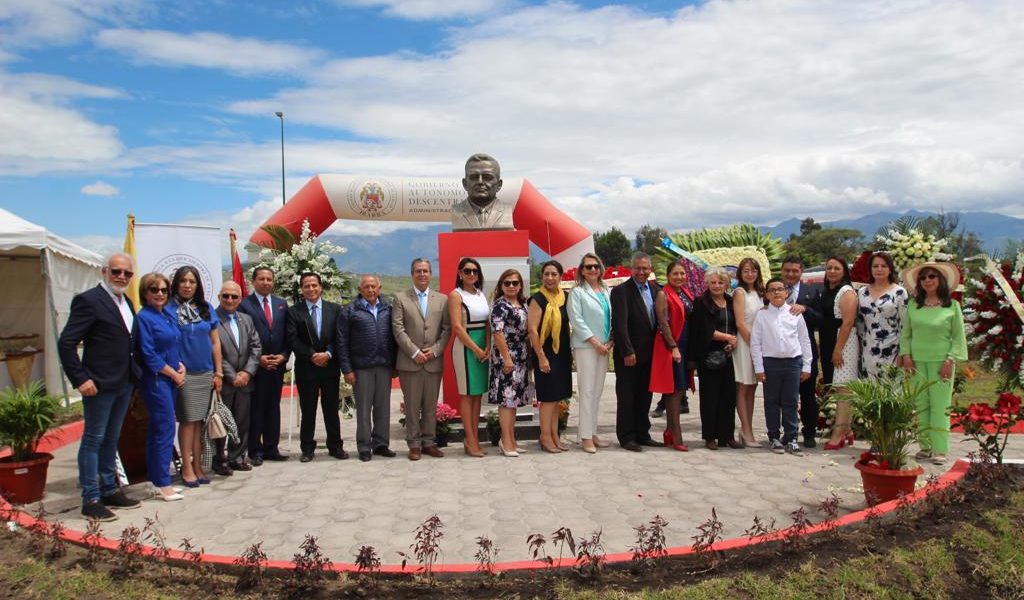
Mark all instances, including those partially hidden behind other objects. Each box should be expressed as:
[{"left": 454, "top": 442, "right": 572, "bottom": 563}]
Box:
[{"left": 250, "top": 175, "right": 594, "bottom": 266}]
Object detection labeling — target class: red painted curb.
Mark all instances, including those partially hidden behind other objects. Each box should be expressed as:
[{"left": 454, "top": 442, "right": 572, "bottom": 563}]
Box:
[{"left": 0, "top": 422, "right": 972, "bottom": 574}]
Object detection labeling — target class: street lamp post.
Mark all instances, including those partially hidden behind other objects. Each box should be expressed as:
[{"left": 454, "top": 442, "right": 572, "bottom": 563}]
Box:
[{"left": 275, "top": 111, "right": 285, "bottom": 205}]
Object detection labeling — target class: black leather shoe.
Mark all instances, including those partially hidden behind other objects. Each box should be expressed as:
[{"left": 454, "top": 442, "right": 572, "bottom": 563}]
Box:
[
  {"left": 100, "top": 490, "right": 140, "bottom": 510},
  {"left": 640, "top": 439, "right": 665, "bottom": 447},
  {"left": 328, "top": 449, "right": 349, "bottom": 460},
  {"left": 358, "top": 451, "right": 372, "bottom": 462},
  {"left": 264, "top": 453, "right": 289, "bottom": 462},
  {"left": 802, "top": 436, "right": 817, "bottom": 449},
  {"left": 680, "top": 404, "right": 690, "bottom": 414},
  {"left": 373, "top": 446, "right": 396, "bottom": 458},
  {"left": 621, "top": 441, "right": 643, "bottom": 452},
  {"left": 250, "top": 456, "right": 264, "bottom": 467},
  {"left": 213, "top": 463, "right": 233, "bottom": 477},
  {"left": 299, "top": 453, "right": 313, "bottom": 463},
  {"left": 228, "top": 461, "right": 253, "bottom": 472}
]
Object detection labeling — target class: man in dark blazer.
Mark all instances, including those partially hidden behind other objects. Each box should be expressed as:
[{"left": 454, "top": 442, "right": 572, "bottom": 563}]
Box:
[
  {"left": 610, "top": 252, "right": 664, "bottom": 451},
  {"left": 238, "top": 266, "right": 290, "bottom": 465},
  {"left": 286, "top": 271, "right": 346, "bottom": 462},
  {"left": 58, "top": 252, "right": 142, "bottom": 521},
  {"left": 213, "top": 281, "right": 262, "bottom": 475},
  {"left": 781, "top": 256, "right": 823, "bottom": 448}
]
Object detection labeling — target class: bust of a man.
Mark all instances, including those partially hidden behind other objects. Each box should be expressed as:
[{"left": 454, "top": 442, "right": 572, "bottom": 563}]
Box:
[{"left": 451, "top": 153, "right": 514, "bottom": 231}]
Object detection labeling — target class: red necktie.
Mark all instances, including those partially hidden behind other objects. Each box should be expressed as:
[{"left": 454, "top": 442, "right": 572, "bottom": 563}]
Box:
[{"left": 263, "top": 296, "right": 273, "bottom": 327}]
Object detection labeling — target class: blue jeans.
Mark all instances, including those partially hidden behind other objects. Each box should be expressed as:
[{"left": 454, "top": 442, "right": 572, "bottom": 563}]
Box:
[
  {"left": 78, "top": 383, "right": 133, "bottom": 503},
  {"left": 763, "top": 357, "right": 802, "bottom": 444}
]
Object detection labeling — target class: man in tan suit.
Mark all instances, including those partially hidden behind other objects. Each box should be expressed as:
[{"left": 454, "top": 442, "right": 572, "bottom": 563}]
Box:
[{"left": 392, "top": 258, "right": 451, "bottom": 460}]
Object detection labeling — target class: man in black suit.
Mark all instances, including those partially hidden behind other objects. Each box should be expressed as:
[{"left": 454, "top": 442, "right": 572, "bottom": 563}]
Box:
[
  {"left": 611, "top": 252, "right": 664, "bottom": 451},
  {"left": 58, "top": 253, "right": 142, "bottom": 521},
  {"left": 781, "top": 256, "right": 823, "bottom": 448},
  {"left": 286, "top": 272, "right": 347, "bottom": 462},
  {"left": 238, "top": 267, "right": 290, "bottom": 465}
]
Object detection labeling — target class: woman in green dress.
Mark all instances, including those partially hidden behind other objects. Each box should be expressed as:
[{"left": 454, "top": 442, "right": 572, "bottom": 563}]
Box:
[
  {"left": 898, "top": 261, "right": 967, "bottom": 466},
  {"left": 449, "top": 257, "right": 490, "bottom": 457}
]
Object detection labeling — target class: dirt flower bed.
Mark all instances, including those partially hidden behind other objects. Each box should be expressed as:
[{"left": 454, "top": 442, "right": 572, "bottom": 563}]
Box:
[{"left": 1, "top": 462, "right": 1022, "bottom": 599}]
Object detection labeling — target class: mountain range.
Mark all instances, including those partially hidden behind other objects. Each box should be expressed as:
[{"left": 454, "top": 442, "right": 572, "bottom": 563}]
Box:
[
  {"left": 322, "top": 210, "right": 1023, "bottom": 275},
  {"left": 760, "top": 210, "right": 1024, "bottom": 253}
]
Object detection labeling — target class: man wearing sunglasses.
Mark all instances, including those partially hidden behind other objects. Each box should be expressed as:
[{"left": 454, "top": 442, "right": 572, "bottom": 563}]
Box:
[
  {"left": 59, "top": 253, "right": 143, "bottom": 521},
  {"left": 213, "top": 281, "right": 262, "bottom": 475}
]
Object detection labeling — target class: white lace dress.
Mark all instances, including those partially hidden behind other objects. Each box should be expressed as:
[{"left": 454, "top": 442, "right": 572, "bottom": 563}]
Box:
[{"left": 831, "top": 285, "right": 861, "bottom": 384}]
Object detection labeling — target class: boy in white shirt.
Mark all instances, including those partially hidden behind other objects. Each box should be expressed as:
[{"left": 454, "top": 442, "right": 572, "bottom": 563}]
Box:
[{"left": 751, "top": 277, "right": 813, "bottom": 455}]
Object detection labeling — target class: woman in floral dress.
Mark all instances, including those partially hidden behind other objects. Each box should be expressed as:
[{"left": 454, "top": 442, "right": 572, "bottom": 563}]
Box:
[
  {"left": 857, "top": 252, "right": 908, "bottom": 378},
  {"left": 488, "top": 269, "right": 530, "bottom": 457}
]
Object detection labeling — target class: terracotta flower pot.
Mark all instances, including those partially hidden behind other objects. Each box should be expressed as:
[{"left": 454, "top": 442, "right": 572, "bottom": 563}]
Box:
[
  {"left": 855, "top": 461, "right": 924, "bottom": 506},
  {"left": 0, "top": 452, "right": 53, "bottom": 504}
]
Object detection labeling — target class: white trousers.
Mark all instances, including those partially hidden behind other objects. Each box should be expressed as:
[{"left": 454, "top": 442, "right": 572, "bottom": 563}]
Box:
[{"left": 573, "top": 346, "right": 608, "bottom": 441}]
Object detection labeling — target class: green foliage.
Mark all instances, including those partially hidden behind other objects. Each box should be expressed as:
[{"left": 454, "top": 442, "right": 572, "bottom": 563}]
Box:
[
  {"left": 256, "top": 224, "right": 298, "bottom": 252},
  {"left": 0, "top": 381, "right": 58, "bottom": 462},
  {"left": 655, "top": 223, "right": 786, "bottom": 276},
  {"left": 634, "top": 225, "right": 668, "bottom": 256},
  {"left": 593, "top": 227, "right": 632, "bottom": 267},
  {"left": 837, "top": 366, "right": 930, "bottom": 470},
  {"left": 782, "top": 227, "right": 863, "bottom": 267}
]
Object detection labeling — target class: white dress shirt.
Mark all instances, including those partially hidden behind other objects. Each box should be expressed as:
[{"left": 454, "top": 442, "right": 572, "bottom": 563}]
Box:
[
  {"left": 101, "top": 281, "right": 134, "bottom": 332},
  {"left": 750, "top": 303, "right": 813, "bottom": 374}
]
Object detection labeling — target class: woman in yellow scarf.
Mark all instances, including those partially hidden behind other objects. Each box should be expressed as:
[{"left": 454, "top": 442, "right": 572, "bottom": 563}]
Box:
[{"left": 528, "top": 260, "right": 573, "bottom": 453}]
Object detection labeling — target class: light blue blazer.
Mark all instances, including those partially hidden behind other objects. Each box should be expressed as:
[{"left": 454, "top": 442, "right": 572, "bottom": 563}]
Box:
[{"left": 568, "top": 283, "right": 612, "bottom": 349}]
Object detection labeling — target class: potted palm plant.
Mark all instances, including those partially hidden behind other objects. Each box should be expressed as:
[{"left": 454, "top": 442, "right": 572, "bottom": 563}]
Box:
[
  {"left": 0, "top": 380, "right": 59, "bottom": 504},
  {"left": 837, "top": 365, "right": 931, "bottom": 505}
]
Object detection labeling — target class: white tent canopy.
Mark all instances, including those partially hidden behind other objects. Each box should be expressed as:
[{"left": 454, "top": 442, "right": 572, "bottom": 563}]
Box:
[{"left": 0, "top": 208, "right": 103, "bottom": 398}]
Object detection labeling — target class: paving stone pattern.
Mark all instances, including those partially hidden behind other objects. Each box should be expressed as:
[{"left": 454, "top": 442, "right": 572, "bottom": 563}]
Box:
[{"left": 32, "top": 376, "right": 1024, "bottom": 565}]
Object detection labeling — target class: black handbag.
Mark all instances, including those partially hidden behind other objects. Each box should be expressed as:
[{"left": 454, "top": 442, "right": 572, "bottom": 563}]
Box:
[{"left": 702, "top": 302, "right": 730, "bottom": 370}]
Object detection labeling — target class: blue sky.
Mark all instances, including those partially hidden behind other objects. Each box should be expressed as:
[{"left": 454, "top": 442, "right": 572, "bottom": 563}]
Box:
[{"left": 2, "top": 0, "right": 1022, "bottom": 260}]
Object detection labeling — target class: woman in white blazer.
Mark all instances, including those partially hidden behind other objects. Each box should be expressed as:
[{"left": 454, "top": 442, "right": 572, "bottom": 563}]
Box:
[{"left": 568, "top": 253, "right": 614, "bottom": 453}]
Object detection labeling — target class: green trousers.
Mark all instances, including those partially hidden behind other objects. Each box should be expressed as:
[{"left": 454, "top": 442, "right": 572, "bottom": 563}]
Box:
[{"left": 913, "top": 361, "right": 954, "bottom": 455}]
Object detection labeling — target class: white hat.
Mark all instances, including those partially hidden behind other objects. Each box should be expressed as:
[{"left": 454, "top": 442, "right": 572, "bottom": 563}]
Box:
[{"left": 901, "top": 261, "right": 961, "bottom": 294}]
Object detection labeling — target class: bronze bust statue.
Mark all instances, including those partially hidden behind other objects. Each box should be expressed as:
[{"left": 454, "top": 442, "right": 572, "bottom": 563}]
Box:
[{"left": 451, "top": 153, "right": 514, "bottom": 231}]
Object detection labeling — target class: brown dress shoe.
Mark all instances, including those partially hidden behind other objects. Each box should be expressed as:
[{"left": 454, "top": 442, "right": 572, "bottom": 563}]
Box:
[
  {"left": 408, "top": 448, "right": 422, "bottom": 461},
  {"left": 422, "top": 445, "right": 444, "bottom": 458}
]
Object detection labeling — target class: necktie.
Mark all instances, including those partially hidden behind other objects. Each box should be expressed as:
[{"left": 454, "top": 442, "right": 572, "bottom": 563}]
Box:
[
  {"left": 228, "top": 314, "right": 240, "bottom": 347},
  {"left": 786, "top": 285, "right": 796, "bottom": 305},
  {"left": 418, "top": 290, "right": 428, "bottom": 319},
  {"left": 263, "top": 296, "right": 273, "bottom": 327},
  {"left": 311, "top": 304, "right": 321, "bottom": 339},
  {"left": 641, "top": 283, "right": 655, "bottom": 326}
]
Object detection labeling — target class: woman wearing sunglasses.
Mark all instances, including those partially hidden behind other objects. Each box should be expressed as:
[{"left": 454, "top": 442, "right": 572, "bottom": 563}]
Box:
[
  {"left": 899, "top": 261, "right": 967, "bottom": 466},
  {"left": 135, "top": 272, "right": 186, "bottom": 501},
  {"left": 448, "top": 257, "right": 490, "bottom": 456},
  {"left": 489, "top": 268, "right": 530, "bottom": 456},
  {"left": 568, "top": 253, "right": 613, "bottom": 453}
]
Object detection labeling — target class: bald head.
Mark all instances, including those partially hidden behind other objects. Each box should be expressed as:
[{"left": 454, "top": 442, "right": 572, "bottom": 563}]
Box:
[{"left": 219, "top": 281, "right": 242, "bottom": 312}]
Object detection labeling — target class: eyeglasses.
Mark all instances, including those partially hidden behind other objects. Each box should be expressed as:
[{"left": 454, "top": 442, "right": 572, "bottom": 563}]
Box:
[
  {"left": 502, "top": 280, "right": 522, "bottom": 288},
  {"left": 462, "top": 268, "right": 480, "bottom": 275},
  {"left": 767, "top": 287, "right": 787, "bottom": 293},
  {"left": 148, "top": 287, "right": 168, "bottom": 295},
  {"left": 109, "top": 268, "right": 134, "bottom": 278},
  {"left": 582, "top": 264, "right": 601, "bottom": 271},
  {"left": 220, "top": 294, "right": 240, "bottom": 300},
  {"left": 919, "top": 273, "right": 940, "bottom": 281}
]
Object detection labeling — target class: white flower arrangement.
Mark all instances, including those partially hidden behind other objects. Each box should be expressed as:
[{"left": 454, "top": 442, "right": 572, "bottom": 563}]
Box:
[
  {"left": 253, "top": 219, "right": 353, "bottom": 304},
  {"left": 874, "top": 227, "right": 952, "bottom": 271}
]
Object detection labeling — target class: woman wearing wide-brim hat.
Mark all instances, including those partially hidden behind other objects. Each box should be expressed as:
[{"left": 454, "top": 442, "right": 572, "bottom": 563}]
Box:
[{"left": 897, "top": 261, "right": 967, "bottom": 466}]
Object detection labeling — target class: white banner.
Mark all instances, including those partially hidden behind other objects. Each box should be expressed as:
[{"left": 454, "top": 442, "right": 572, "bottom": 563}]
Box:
[
  {"left": 318, "top": 175, "right": 523, "bottom": 222},
  {"left": 135, "top": 223, "right": 222, "bottom": 304}
]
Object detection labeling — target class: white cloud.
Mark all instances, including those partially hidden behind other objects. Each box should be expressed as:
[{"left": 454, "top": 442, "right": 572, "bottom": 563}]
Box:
[
  {"left": 0, "top": 71, "right": 124, "bottom": 175},
  {"left": 94, "top": 28, "right": 324, "bottom": 75},
  {"left": 0, "top": 0, "right": 147, "bottom": 47},
  {"left": 221, "top": 0, "right": 1024, "bottom": 229},
  {"left": 81, "top": 180, "right": 120, "bottom": 196},
  {"left": 337, "top": 0, "right": 508, "bottom": 20}
]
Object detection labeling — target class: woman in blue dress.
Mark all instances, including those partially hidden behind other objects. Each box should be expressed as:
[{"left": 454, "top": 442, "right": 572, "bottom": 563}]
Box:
[
  {"left": 168, "top": 266, "right": 222, "bottom": 487},
  {"left": 135, "top": 272, "right": 186, "bottom": 501}
]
